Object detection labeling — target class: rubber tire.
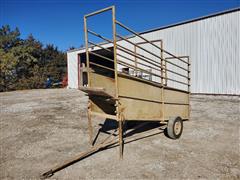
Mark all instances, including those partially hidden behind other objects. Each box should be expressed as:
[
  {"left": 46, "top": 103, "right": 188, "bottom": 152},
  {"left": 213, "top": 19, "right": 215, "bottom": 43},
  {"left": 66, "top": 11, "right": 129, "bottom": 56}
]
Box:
[{"left": 167, "top": 116, "right": 183, "bottom": 139}]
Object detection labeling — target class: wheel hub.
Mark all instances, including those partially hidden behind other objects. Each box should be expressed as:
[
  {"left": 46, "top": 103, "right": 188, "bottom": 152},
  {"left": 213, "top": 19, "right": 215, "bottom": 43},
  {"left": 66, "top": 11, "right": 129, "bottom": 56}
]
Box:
[{"left": 174, "top": 121, "right": 181, "bottom": 135}]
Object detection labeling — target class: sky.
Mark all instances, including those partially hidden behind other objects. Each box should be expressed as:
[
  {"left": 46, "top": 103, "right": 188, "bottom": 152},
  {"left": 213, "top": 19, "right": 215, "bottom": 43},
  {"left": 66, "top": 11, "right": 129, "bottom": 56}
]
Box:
[{"left": 1, "top": 0, "right": 239, "bottom": 51}]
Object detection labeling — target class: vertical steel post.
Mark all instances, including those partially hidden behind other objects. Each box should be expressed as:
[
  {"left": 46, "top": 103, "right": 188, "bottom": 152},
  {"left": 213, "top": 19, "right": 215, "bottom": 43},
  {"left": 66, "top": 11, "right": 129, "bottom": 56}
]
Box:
[
  {"left": 84, "top": 16, "right": 93, "bottom": 146},
  {"left": 112, "top": 6, "right": 118, "bottom": 99},
  {"left": 161, "top": 41, "right": 167, "bottom": 86},
  {"left": 112, "top": 6, "right": 123, "bottom": 159},
  {"left": 160, "top": 41, "right": 165, "bottom": 122},
  {"left": 87, "top": 101, "right": 93, "bottom": 146},
  {"left": 134, "top": 45, "right": 137, "bottom": 75},
  {"left": 84, "top": 16, "right": 90, "bottom": 87},
  {"left": 187, "top": 56, "right": 190, "bottom": 120}
]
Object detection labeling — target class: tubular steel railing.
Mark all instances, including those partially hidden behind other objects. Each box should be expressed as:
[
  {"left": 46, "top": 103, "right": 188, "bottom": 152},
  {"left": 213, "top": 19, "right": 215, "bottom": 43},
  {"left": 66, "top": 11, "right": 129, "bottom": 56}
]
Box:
[{"left": 84, "top": 6, "right": 190, "bottom": 94}]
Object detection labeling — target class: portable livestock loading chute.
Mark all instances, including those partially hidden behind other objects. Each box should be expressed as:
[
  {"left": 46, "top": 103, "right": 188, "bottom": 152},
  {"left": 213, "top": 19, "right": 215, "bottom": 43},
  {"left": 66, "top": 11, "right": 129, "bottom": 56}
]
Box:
[{"left": 41, "top": 6, "right": 190, "bottom": 178}]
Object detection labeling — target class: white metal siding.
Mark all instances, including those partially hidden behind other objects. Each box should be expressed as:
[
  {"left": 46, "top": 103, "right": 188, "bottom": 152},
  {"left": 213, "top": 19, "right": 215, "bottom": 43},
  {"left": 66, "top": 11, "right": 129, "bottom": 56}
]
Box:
[
  {"left": 138, "top": 11, "right": 240, "bottom": 94},
  {"left": 67, "top": 51, "right": 78, "bottom": 89}
]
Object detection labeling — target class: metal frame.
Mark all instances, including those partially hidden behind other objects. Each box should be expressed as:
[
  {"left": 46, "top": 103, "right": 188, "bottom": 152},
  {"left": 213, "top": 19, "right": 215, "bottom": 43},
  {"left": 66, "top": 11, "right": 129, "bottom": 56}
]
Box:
[
  {"left": 83, "top": 5, "right": 191, "bottom": 158},
  {"left": 41, "top": 6, "right": 191, "bottom": 178}
]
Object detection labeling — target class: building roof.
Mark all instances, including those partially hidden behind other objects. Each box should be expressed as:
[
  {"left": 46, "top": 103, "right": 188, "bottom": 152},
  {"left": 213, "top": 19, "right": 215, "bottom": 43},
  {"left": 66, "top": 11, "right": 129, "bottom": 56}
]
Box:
[
  {"left": 139, "top": 7, "right": 239, "bottom": 35},
  {"left": 67, "top": 7, "right": 240, "bottom": 53}
]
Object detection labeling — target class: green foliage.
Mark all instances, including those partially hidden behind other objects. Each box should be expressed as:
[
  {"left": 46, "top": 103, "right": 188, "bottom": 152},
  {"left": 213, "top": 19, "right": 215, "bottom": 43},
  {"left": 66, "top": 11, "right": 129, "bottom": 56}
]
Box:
[{"left": 0, "top": 25, "right": 67, "bottom": 92}]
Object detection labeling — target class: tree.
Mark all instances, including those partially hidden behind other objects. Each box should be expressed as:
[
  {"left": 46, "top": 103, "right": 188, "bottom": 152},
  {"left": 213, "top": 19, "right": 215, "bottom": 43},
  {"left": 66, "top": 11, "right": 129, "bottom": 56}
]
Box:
[
  {"left": 0, "top": 25, "right": 67, "bottom": 92},
  {"left": 0, "top": 25, "right": 21, "bottom": 51}
]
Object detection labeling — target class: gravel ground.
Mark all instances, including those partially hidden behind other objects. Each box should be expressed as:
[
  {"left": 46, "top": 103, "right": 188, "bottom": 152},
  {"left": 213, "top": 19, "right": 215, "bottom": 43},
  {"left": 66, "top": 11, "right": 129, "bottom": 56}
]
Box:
[{"left": 0, "top": 89, "right": 239, "bottom": 180}]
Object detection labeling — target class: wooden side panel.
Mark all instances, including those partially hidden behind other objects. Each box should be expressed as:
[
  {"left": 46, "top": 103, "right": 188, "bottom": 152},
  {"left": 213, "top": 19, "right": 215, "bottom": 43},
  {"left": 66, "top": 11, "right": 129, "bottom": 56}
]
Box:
[{"left": 90, "top": 72, "right": 115, "bottom": 97}]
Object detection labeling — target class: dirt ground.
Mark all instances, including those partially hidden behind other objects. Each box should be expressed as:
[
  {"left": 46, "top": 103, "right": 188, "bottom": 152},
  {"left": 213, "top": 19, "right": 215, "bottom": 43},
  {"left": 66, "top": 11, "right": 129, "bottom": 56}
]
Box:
[{"left": 0, "top": 89, "right": 239, "bottom": 180}]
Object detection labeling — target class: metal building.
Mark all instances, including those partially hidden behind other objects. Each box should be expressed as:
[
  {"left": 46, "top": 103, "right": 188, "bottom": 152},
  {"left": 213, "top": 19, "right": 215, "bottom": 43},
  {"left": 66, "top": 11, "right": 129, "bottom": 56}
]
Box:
[{"left": 67, "top": 8, "right": 240, "bottom": 95}]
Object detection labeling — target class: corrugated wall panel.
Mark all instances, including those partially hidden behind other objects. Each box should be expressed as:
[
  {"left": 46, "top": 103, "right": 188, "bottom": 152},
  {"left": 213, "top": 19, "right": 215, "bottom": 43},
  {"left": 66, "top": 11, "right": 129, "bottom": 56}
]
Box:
[
  {"left": 130, "top": 10, "right": 239, "bottom": 94},
  {"left": 67, "top": 51, "right": 78, "bottom": 89}
]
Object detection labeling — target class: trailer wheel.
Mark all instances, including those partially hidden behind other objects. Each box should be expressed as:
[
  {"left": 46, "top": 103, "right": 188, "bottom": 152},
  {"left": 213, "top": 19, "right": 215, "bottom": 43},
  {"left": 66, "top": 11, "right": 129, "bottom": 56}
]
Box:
[{"left": 167, "top": 116, "right": 183, "bottom": 139}]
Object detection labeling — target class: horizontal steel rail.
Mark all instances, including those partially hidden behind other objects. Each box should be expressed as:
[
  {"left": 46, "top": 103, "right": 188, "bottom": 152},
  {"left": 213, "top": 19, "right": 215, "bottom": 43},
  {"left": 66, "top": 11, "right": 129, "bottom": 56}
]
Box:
[
  {"left": 116, "top": 34, "right": 189, "bottom": 72},
  {"left": 136, "top": 39, "right": 162, "bottom": 45},
  {"left": 85, "top": 16, "right": 190, "bottom": 88},
  {"left": 165, "top": 56, "right": 189, "bottom": 64},
  {"left": 117, "top": 43, "right": 160, "bottom": 67},
  {"left": 84, "top": 6, "right": 114, "bottom": 18},
  {"left": 88, "top": 29, "right": 162, "bottom": 69},
  {"left": 89, "top": 61, "right": 115, "bottom": 72},
  {"left": 87, "top": 29, "right": 180, "bottom": 73},
  {"left": 87, "top": 40, "right": 189, "bottom": 80},
  {"left": 117, "top": 45, "right": 189, "bottom": 80},
  {"left": 119, "top": 95, "right": 189, "bottom": 105},
  {"left": 117, "top": 52, "right": 161, "bottom": 72},
  {"left": 116, "top": 20, "right": 190, "bottom": 65},
  {"left": 89, "top": 51, "right": 114, "bottom": 63},
  {"left": 116, "top": 34, "right": 163, "bottom": 62},
  {"left": 118, "top": 59, "right": 161, "bottom": 78},
  {"left": 88, "top": 41, "right": 113, "bottom": 53},
  {"left": 117, "top": 59, "right": 189, "bottom": 86},
  {"left": 88, "top": 29, "right": 113, "bottom": 44},
  {"left": 87, "top": 30, "right": 189, "bottom": 76}
]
